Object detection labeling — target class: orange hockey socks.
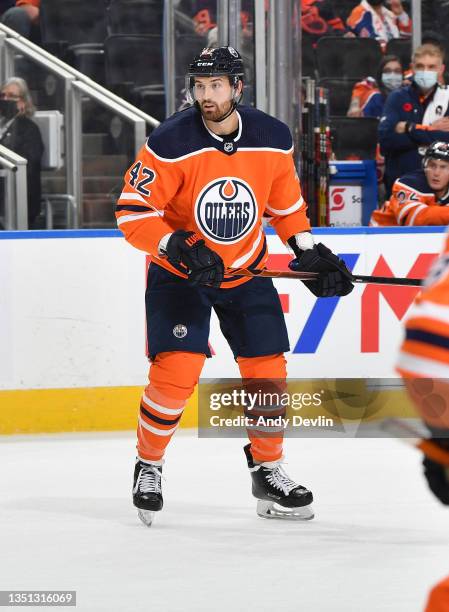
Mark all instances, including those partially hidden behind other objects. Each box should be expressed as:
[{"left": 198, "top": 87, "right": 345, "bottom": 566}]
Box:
[
  {"left": 137, "top": 351, "right": 206, "bottom": 462},
  {"left": 237, "top": 353, "right": 287, "bottom": 463}
]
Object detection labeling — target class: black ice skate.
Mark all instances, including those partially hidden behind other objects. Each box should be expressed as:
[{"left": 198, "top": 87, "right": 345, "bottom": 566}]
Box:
[
  {"left": 244, "top": 444, "right": 314, "bottom": 520},
  {"left": 132, "top": 458, "right": 164, "bottom": 527}
]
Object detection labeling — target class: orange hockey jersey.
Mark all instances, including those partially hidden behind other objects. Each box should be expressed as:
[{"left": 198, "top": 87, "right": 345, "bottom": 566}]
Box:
[
  {"left": 116, "top": 105, "right": 311, "bottom": 288},
  {"left": 370, "top": 170, "right": 449, "bottom": 227},
  {"left": 397, "top": 229, "right": 449, "bottom": 429}
]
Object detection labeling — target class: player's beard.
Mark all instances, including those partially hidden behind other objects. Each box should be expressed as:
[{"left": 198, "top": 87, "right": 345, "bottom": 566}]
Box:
[{"left": 200, "top": 98, "right": 233, "bottom": 122}]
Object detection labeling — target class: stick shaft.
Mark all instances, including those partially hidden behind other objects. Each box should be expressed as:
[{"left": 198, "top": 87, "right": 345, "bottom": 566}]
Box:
[{"left": 227, "top": 268, "right": 423, "bottom": 286}]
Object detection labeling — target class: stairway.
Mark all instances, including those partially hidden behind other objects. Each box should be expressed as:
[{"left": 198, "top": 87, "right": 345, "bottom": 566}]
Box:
[{"left": 41, "top": 131, "right": 130, "bottom": 229}]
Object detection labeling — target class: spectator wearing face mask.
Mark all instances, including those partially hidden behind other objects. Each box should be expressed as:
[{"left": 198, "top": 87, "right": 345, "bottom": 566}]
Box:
[
  {"left": 0, "top": 77, "right": 44, "bottom": 228},
  {"left": 379, "top": 43, "right": 449, "bottom": 196},
  {"left": 348, "top": 54, "right": 403, "bottom": 118},
  {"left": 347, "top": 0, "right": 411, "bottom": 46}
]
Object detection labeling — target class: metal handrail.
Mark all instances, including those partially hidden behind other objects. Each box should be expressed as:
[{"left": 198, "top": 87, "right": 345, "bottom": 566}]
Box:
[
  {"left": 0, "top": 22, "right": 160, "bottom": 229},
  {"left": 73, "top": 80, "right": 147, "bottom": 133},
  {"left": 0, "top": 145, "right": 28, "bottom": 229},
  {"left": 73, "top": 80, "right": 147, "bottom": 160},
  {"left": 0, "top": 23, "right": 160, "bottom": 128},
  {"left": 0, "top": 153, "right": 16, "bottom": 172}
]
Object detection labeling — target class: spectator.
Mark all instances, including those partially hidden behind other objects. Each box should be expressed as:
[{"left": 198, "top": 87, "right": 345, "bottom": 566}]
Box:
[
  {"left": 347, "top": 0, "right": 411, "bottom": 46},
  {"left": 379, "top": 43, "right": 449, "bottom": 196},
  {"left": 2, "top": 0, "right": 40, "bottom": 42},
  {"left": 0, "top": 77, "right": 43, "bottom": 228},
  {"left": 178, "top": 1, "right": 253, "bottom": 46},
  {"left": 301, "top": 0, "right": 353, "bottom": 45},
  {"left": 348, "top": 54, "right": 403, "bottom": 118},
  {"left": 370, "top": 141, "right": 449, "bottom": 226}
]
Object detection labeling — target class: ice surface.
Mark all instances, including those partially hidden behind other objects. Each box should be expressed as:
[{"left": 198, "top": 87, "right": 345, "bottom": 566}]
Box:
[{"left": 1, "top": 432, "right": 448, "bottom": 612}]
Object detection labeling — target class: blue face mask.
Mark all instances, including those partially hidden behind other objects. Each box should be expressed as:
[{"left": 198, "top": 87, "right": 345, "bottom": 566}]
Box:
[
  {"left": 414, "top": 70, "right": 438, "bottom": 90},
  {"left": 381, "top": 72, "right": 402, "bottom": 91}
]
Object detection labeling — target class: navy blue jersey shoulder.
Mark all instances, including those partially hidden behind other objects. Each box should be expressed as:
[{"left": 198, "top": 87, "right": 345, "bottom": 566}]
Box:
[
  {"left": 395, "top": 169, "right": 433, "bottom": 193},
  {"left": 146, "top": 105, "right": 293, "bottom": 159},
  {"left": 237, "top": 105, "right": 293, "bottom": 151},
  {"left": 147, "top": 107, "right": 209, "bottom": 159}
]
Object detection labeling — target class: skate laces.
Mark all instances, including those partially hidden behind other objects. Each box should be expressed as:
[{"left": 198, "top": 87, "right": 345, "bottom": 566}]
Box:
[
  {"left": 137, "top": 465, "right": 162, "bottom": 494},
  {"left": 263, "top": 463, "right": 298, "bottom": 495}
]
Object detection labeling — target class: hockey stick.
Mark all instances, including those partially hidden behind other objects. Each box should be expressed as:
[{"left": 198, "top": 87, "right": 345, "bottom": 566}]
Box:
[
  {"left": 226, "top": 268, "right": 424, "bottom": 286},
  {"left": 381, "top": 418, "right": 449, "bottom": 466}
]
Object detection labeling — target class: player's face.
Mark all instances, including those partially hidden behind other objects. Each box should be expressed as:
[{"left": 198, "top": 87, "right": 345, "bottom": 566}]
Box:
[
  {"left": 425, "top": 158, "right": 449, "bottom": 192},
  {"left": 193, "top": 76, "right": 235, "bottom": 121}
]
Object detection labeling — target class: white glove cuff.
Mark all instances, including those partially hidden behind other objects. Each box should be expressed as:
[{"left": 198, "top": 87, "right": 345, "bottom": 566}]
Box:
[
  {"left": 158, "top": 233, "right": 173, "bottom": 256},
  {"left": 291, "top": 231, "right": 315, "bottom": 252}
]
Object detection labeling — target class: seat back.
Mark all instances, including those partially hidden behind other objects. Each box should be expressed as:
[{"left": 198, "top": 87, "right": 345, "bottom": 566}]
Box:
[
  {"left": 386, "top": 39, "right": 412, "bottom": 71},
  {"left": 330, "top": 116, "right": 379, "bottom": 159},
  {"left": 40, "top": 0, "right": 107, "bottom": 45},
  {"left": 107, "top": 0, "right": 164, "bottom": 35},
  {"left": 317, "top": 37, "right": 382, "bottom": 79},
  {"left": 175, "top": 34, "right": 208, "bottom": 76},
  {"left": 104, "top": 34, "right": 163, "bottom": 88},
  {"left": 301, "top": 34, "right": 317, "bottom": 79},
  {"left": 318, "top": 78, "right": 358, "bottom": 116}
]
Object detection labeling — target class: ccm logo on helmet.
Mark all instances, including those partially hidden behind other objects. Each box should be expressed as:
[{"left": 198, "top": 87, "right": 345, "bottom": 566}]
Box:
[{"left": 195, "top": 178, "right": 257, "bottom": 244}]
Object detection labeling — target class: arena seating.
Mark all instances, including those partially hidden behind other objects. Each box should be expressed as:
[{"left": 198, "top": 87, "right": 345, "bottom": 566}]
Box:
[
  {"left": 40, "top": 0, "right": 108, "bottom": 84},
  {"left": 329, "top": 116, "right": 379, "bottom": 160},
  {"left": 107, "top": 0, "right": 163, "bottom": 36},
  {"left": 318, "top": 77, "right": 358, "bottom": 116},
  {"left": 386, "top": 38, "right": 412, "bottom": 71},
  {"left": 316, "top": 37, "right": 383, "bottom": 80}
]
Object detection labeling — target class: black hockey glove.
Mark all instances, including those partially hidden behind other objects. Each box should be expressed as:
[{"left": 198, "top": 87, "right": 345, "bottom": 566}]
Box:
[
  {"left": 164, "top": 230, "right": 224, "bottom": 288},
  {"left": 287, "top": 239, "right": 354, "bottom": 298},
  {"left": 423, "top": 428, "right": 449, "bottom": 506}
]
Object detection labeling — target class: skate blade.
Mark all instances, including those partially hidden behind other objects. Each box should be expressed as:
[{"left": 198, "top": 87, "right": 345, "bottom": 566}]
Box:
[
  {"left": 256, "top": 500, "right": 314, "bottom": 521},
  {"left": 137, "top": 509, "right": 155, "bottom": 527}
]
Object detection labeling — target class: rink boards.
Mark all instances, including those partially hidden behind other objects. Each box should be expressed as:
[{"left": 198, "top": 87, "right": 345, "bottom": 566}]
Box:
[{"left": 0, "top": 227, "right": 445, "bottom": 433}]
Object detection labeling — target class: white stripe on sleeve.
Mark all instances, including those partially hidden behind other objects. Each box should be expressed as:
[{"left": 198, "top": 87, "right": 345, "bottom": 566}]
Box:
[
  {"left": 265, "top": 197, "right": 304, "bottom": 216},
  {"left": 117, "top": 211, "right": 163, "bottom": 226}
]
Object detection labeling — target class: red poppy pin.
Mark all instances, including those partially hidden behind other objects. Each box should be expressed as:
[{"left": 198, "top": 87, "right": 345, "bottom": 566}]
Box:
[{"left": 403, "top": 103, "right": 413, "bottom": 111}]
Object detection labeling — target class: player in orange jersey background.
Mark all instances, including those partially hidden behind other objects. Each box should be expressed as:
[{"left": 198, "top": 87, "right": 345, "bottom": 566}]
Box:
[
  {"left": 117, "top": 47, "right": 353, "bottom": 526},
  {"left": 397, "top": 229, "right": 449, "bottom": 611},
  {"left": 371, "top": 142, "right": 449, "bottom": 226}
]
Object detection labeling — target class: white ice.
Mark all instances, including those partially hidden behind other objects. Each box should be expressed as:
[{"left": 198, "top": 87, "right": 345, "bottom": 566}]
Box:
[{"left": 1, "top": 432, "right": 448, "bottom": 612}]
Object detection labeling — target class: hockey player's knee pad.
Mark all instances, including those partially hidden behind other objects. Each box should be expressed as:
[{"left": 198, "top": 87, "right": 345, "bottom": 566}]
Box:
[{"left": 149, "top": 351, "right": 206, "bottom": 401}]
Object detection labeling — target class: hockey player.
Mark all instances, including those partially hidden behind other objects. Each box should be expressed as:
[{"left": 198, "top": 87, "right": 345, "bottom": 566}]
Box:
[
  {"left": 370, "top": 141, "right": 449, "bottom": 226},
  {"left": 116, "top": 47, "right": 353, "bottom": 526},
  {"left": 397, "top": 231, "right": 449, "bottom": 611}
]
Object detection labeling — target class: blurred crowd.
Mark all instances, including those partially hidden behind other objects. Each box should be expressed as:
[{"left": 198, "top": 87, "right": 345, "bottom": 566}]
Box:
[{"left": 1, "top": 0, "right": 449, "bottom": 229}]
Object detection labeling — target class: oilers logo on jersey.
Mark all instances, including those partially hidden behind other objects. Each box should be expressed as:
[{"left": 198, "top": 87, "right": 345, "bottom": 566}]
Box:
[
  {"left": 195, "top": 177, "right": 257, "bottom": 243},
  {"left": 116, "top": 105, "right": 311, "bottom": 288}
]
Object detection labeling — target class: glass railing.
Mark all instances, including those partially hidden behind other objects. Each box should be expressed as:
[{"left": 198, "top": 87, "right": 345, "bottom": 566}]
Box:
[
  {"left": 0, "top": 23, "right": 159, "bottom": 229},
  {"left": 0, "top": 145, "right": 28, "bottom": 229}
]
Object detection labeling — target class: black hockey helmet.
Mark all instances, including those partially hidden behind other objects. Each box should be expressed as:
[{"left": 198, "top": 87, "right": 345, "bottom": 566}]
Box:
[
  {"left": 185, "top": 46, "right": 244, "bottom": 114},
  {"left": 423, "top": 141, "right": 449, "bottom": 167},
  {"left": 188, "top": 46, "right": 244, "bottom": 80}
]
